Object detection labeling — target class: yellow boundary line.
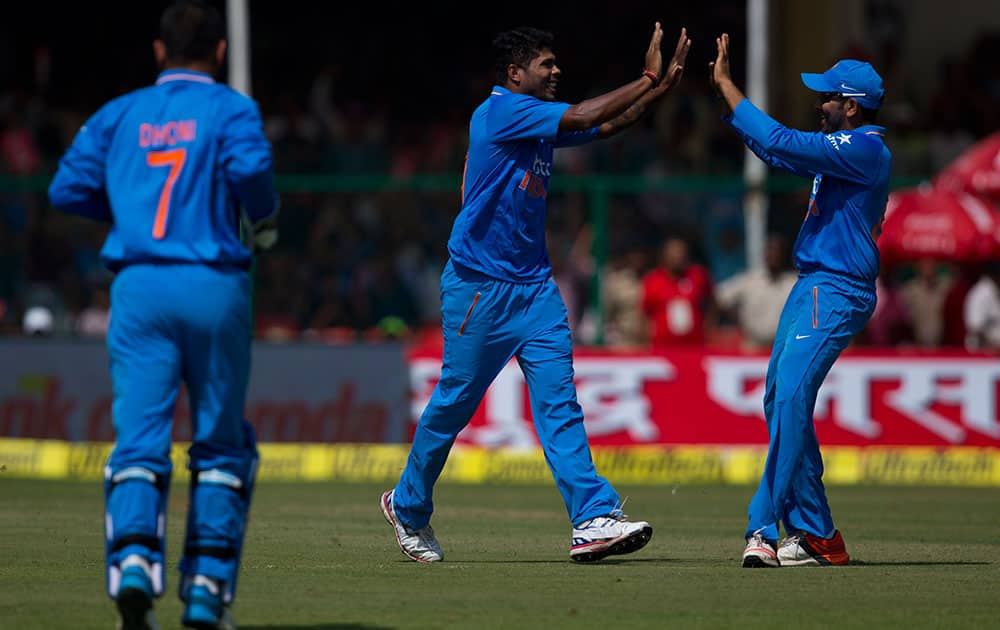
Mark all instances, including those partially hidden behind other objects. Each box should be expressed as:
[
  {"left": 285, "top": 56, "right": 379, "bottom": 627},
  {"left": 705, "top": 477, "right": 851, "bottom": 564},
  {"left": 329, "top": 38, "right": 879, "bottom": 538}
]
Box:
[{"left": 1, "top": 438, "right": 998, "bottom": 486}]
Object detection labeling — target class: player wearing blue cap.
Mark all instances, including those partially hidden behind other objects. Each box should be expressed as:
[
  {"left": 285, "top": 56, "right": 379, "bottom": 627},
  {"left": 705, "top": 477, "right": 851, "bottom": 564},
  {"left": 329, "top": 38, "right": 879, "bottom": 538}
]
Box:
[
  {"left": 709, "top": 34, "right": 891, "bottom": 567},
  {"left": 381, "top": 23, "right": 691, "bottom": 563},
  {"left": 48, "top": 1, "right": 278, "bottom": 626}
]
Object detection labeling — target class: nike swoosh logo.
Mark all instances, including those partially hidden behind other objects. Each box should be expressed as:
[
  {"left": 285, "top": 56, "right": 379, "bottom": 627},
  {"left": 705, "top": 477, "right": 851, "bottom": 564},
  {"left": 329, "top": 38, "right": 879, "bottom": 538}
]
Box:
[
  {"left": 795, "top": 334, "right": 810, "bottom": 340},
  {"left": 838, "top": 82, "right": 866, "bottom": 96}
]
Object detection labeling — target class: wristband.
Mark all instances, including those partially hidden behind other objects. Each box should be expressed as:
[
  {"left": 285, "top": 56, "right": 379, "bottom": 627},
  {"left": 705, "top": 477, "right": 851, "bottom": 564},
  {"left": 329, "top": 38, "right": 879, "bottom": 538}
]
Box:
[{"left": 642, "top": 70, "right": 659, "bottom": 85}]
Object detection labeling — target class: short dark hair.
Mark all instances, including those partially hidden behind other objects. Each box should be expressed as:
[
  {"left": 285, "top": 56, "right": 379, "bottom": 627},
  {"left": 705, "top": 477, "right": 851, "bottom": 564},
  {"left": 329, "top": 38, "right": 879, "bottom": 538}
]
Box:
[
  {"left": 159, "top": 0, "right": 225, "bottom": 65},
  {"left": 492, "top": 27, "right": 555, "bottom": 85}
]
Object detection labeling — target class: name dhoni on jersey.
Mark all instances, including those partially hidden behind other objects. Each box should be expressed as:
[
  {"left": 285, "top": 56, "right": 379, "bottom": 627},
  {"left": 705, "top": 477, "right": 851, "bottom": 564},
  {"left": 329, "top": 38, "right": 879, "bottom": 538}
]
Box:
[{"left": 139, "top": 120, "right": 197, "bottom": 148}]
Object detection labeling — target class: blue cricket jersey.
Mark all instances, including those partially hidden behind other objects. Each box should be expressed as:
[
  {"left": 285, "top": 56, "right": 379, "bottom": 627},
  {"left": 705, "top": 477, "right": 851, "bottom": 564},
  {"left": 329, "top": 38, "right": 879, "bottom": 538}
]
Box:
[
  {"left": 447, "top": 86, "right": 599, "bottom": 282},
  {"left": 726, "top": 99, "right": 892, "bottom": 284},
  {"left": 48, "top": 69, "right": 277, "bottom": 271}
]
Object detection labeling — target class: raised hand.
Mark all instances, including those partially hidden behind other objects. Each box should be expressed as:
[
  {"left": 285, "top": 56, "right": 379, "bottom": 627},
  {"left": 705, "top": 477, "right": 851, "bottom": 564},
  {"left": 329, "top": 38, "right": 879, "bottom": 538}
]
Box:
[
  {"left": 644, "top": 21, "right": 664, "bottom": 82},
  {"left": 659, "top": 27, "right": 691, "bottom": 91},
  {"left": 709, "top": 33, "right": 732, "bottom": 96}
]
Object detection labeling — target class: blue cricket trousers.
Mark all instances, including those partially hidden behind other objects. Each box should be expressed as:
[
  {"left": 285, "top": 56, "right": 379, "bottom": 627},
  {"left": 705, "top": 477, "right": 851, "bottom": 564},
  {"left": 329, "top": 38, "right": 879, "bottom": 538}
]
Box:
[
  {"left": 106, "top": 263, "right": 257, "bottom": 593},
  {"left": 746, "top": 270, "right": 876, "bottom": 541},
  {"left": 394, "top": 259, "right": 619, "bottom": 528}
]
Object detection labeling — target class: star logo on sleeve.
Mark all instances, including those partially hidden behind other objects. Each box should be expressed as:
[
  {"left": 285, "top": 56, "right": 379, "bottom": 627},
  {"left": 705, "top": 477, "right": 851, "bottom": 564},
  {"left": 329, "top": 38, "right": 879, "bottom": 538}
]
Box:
[{"left": 837, "top": 133, "right": 852, "bottom": 145}]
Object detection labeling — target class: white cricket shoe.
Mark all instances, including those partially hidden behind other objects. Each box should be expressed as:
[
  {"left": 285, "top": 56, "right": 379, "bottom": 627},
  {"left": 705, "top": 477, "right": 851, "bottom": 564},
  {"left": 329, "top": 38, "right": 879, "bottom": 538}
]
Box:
[
  {"left": 742, "top": 529, "right": 780, "bottom": 568},
  {"left": 570, "top": 513, "right": 653, "bottom": 562},
  {"left": 380, "top": 490, "right": 443, "bottom": 563},
  {"left": 777, "top": 530, "right": 850, "bottom": 566}
]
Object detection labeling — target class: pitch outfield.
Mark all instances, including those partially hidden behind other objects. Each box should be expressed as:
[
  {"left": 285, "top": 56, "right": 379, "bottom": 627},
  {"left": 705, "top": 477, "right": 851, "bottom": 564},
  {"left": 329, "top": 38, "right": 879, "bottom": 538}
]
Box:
[{"left": 1, "top": 480, "right": 997, "bottom": 629}]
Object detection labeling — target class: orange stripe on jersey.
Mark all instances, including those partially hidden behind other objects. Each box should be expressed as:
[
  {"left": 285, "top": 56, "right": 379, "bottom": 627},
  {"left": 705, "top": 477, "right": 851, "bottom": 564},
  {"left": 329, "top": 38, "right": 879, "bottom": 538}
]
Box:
[
  {"left": 811, "top": 286, "right": 819, "bottom": 329},
  {"left": 460, "top": 153, "right": 468, "bottom": 204}
]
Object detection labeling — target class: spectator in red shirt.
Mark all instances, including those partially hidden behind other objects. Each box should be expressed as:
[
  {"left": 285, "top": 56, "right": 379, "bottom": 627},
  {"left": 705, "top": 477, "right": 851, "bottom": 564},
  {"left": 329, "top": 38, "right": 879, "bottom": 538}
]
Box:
[{"left": 641, "top": 235, "right": 716, "bottom": 346}]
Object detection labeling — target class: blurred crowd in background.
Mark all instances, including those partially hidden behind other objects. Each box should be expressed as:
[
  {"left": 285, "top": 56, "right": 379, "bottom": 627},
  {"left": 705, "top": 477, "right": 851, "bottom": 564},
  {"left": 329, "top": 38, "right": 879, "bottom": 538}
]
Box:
[{"left": 1, "top": 3, "right": 998, "bottom": 352}]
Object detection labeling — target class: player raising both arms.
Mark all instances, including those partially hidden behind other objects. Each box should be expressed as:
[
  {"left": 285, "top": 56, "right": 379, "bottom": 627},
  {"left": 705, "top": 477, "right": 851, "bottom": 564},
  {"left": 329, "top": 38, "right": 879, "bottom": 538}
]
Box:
[
  {"left": 380, "top": 22, "right": 690, "bottom": 563},
  {"left": 48, "top": 1, "right": 278, "bottom": 627},
  {"left": 710, "top": 33, "right": 891, "bottom": 568}
]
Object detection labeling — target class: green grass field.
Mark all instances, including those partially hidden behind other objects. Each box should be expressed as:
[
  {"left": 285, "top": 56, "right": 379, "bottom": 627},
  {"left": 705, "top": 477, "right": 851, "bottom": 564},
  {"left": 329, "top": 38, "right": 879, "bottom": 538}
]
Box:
[{"left": 1, "top": 480, "right": 998, "bottom": 629}]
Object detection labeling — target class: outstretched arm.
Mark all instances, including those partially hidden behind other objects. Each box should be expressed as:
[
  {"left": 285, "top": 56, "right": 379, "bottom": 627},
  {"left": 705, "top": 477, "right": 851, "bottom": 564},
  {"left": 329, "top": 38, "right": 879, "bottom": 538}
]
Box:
[
  {"left": 711, "top": 33, "right": 879, "bottom": 182},
  {"left": 708, "top": 32, "right": 745, "bottom": 114},
  {"left": 710, "top": 33, "right": 813, "bottom": 177},
  {"left": 596, "top": 27, "right": 691, "bottom": 139},
  {"left": 559, "top": 22, "right": 675, "bottom": 132}
]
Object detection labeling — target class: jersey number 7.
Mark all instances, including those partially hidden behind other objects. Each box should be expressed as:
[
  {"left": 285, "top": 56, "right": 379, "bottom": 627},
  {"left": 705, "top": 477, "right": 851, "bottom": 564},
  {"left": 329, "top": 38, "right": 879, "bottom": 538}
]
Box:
[{"left": 147, "top": 148, "right": 187, "bottom": 239}]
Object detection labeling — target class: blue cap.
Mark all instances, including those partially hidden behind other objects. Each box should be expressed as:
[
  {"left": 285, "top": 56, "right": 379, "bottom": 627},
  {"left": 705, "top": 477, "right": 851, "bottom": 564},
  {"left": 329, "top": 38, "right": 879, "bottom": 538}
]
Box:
[{"left": 800, "top": 59, "right": 884, "bottom": 110}]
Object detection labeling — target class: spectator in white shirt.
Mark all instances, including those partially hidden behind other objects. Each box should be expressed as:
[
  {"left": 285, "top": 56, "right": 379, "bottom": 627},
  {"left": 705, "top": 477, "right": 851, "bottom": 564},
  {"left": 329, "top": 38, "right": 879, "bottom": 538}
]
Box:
[
  {"left": 964, "top": 263, "right": 1000, "bottom": 351},
  {"left": 715, "top": 233, "right": 797, "bottom": 351}
]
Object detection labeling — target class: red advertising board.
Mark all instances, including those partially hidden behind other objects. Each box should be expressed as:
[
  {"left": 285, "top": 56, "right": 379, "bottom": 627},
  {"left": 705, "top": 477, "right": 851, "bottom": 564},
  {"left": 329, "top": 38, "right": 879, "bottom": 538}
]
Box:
[
  {"left": 408, "top": 346, "right": 1000, "bottom": 448},
  {"left": 5, "top": 341, "right": 998, "bottom": 449}
]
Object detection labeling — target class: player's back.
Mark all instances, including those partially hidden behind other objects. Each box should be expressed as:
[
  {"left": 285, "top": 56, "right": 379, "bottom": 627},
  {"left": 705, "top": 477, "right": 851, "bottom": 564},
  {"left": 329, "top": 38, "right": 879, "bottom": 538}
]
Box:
[{"left": 95, "top": 70, "right": 273, "bottom": 270}]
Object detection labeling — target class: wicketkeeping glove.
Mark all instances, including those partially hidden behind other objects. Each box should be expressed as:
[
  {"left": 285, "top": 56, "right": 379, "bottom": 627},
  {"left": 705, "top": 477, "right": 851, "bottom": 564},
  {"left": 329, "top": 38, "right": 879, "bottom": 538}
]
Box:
[
  {"left": 251, "top": 215, "right": 279, "bottom": 251},
  {"left": 240, "top": 210, "right": 279, "bottom": 252}
]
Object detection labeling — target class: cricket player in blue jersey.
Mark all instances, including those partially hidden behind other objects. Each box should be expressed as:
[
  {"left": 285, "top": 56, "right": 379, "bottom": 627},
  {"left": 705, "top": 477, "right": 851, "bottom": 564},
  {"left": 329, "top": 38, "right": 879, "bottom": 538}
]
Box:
[
  {"left": 48, "top": 1, "right": 278, "bottom": 627},
  {"left": 381, "top": 24, "right": 691, "bottom": 563},
  {"left": 710, "top": 34, "right": 891, "bottom": 568}
]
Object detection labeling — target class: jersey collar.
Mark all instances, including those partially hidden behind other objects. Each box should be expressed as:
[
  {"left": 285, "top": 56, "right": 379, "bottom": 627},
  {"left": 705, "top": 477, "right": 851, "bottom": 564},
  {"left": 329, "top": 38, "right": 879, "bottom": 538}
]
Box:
[
  {"left": 156, "top": 69, "right": 216, "bottom": 85},
  {"left": 854, "top": 124, "right": 886, "bottom": 137}
]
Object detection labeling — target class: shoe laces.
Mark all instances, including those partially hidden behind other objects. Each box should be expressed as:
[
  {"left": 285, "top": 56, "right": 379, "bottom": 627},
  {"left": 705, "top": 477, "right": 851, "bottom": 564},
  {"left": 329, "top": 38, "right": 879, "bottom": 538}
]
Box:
[
  {"left": 406, "top": 523, "right": 437, "bottom": 545},
  {"left": 778, "top": 534, "right": 801, "bottom": 548},
  {"left": 607, "top": 496, "right": 631, "bottom": 521},
  {"left": 390, "top": 493, "right": 436, "bottom": 544},
  {"left": 748, "top": 528, "right": 774, "bottom": 548}
]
